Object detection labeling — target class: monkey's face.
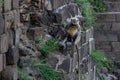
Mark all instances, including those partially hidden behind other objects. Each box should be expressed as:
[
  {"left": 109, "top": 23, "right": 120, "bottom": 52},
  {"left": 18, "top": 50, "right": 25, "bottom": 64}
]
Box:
[{"left": 71, "top": 17, "right": 79, "bottom": 25}]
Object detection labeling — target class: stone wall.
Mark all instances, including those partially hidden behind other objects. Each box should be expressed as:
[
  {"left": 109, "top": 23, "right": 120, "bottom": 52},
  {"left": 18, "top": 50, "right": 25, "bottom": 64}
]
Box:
[
  {"left": 94, "top": 0, "right": 120, "bottom": 69},
  {"left": 0, "top": 0, "right": 20, "bottom": 80},
  {"left": 0, "top": 0, "right": 95, "bottom": 80}
]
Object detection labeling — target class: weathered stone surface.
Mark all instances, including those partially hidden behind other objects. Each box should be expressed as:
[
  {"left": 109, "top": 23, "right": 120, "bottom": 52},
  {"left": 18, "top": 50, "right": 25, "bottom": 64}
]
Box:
[
  {"left": 20, "top": 13, "right": 30, "bottom": 22},
  {"left": 111, "top": 23, "right": 120, "bottom": 31},
  {"left": 80, "top": 42, "right": 89, "bottom": 56},
  {"left": 53, "top": 3, "right": 84, "bottom": 23},
  {"left": 95, "top": 41, "right": 112, "bottom": 52},
  {"left": 52, "top": 0, "right": 74, "bottom": 10},
  {"left": 112, "top": 42, "right": 120, "bottom": 52},
  {"left": 47, "top": 55, "right": 59, "bottom": 68},
  {"left": 89, "top": 38, "right": 95, "bottom": 52},
  {"left": 0, "top": 54, "right": 6, "bottom": 72},
  {"left": 94, "top": 31, "right": 118, "bottom": 42},
  {"left": 7, "top": 30, "right": 14, "bottom": 47},
  {"left": 0, "top": 14, "right": 5, "bottom": 35},
  {"left": 19, "top": 56, "right": 31, "bottom": 68},
  {"left": 6, "top": 46, "right": 19, "bottom": 65},
  {"left": 0, "top": 34, "right": 8, "bottom": 54},
  {"left": 27, "top": 27, "right": 45, "bottom": 40},
  {"left": 104, "top": 1, "right": 120, "bottom": 12},
  {"left": 116, "top": 13, "right": 120, "bottom": 22},
  {"left": 0, "top": 54, "right": 3, "bottom": 72},
  {"left": 94, "top": 23, "right": 112, "bottom": 31},
  {"left": 106, "top": 52, "right": 120, "bottom": 63},
  {"left": 58, "top": 58, "right": 70, "bottom": 73},
  {"left": 114, "top": 69, "right": 120, "bottom": 79},
  {"left": 12, "top": 0, "right": 19, "bottom": 9},
  {"left": 4, "top": 11, "right": 14, "bottom": 30},
  {"left": 86, "top": 27, "right": 93, "bottom": 42},
  {"left": 96, "top": 12, "right": 116, "bottom": 22},
  {"left": 1, "top": 65, "right": 18, "bottom": 80},
  {"left": 13, "top": 10, "right": 20, "bottom": 27},
  {"left": 4, "top": 0, "right": 11, "bottom": 12}
]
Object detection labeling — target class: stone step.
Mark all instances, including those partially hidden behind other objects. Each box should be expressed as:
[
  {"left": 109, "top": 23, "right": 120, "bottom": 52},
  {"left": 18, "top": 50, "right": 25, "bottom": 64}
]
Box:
[
  {"left": 104, "top": 1, "right": 120, "bottom": 12},
  {"left": 94, "top": 22, "right": 120, "bottom": 31},
  {"left": 96, "top": 12, "right": 120, "bottom": 22}
]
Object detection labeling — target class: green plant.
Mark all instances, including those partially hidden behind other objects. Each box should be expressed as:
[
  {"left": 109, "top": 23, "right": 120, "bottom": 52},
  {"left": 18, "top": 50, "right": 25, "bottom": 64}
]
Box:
[
  {"left": 31, "top": 61, "right": 63, "bottom": 80},
  {"left": 35, "top": 38, "right": 60, "bottom": 57},
  {"left": 75, "top": 0, "right": 95, "bottom": 29},
  {"left": 88, "top": 0, "right": 107, "bottom": 12},
  {"left": 18, "top": 68, "right": 32, "bottom": 80},
  {"left": 90, "top": 50, "right": 116, "bottom": 73}
]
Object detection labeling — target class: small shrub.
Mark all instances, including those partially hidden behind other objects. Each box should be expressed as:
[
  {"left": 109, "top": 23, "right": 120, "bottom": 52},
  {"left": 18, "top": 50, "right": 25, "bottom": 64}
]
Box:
[
  {"left": 18, "top": 68, "right": 32, "bottom": 80},
  {"left": 75, "top": 0, "right": 95, "bottom": 29},
  {"left": 88, "top": 0, "right": 107, "bottom": 12},
  {"left": 35, "top": 38, "right": 60, "bottom": 57},
  {"left": 31, "top": 61, "right": 63, "bottom": 80},
  {"left": 90, "top": 50, "right": 116, "bottom": 73}
]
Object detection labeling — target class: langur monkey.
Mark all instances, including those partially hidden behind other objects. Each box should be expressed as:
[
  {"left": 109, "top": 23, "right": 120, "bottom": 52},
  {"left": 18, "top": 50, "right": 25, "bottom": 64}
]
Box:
[
  {"left": 65, "top": 17, "right": 82, "bottom": 46},
  {"left": 59, "top": 16, "right": 82, "bottom": 54}
]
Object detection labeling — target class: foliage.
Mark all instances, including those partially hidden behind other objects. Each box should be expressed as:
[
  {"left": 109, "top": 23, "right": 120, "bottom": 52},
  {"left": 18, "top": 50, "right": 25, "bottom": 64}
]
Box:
[
  {"left": 90, "top": 50, "right": 116, "bottom": 73},
  {"left": 35, "top": 38, "right": 60, "bottom": 57},
  {"left": 18, "top": 68, "right": 32, "bottom": 80},
  {"left": 88, "top": 0, "right": 107, "bottom": 12},
  {"left": 31, "top": 61, "right": 63, "bottom": 80},
  {"left": 75, "top": 0, "right": 96, "bottom": 29}
]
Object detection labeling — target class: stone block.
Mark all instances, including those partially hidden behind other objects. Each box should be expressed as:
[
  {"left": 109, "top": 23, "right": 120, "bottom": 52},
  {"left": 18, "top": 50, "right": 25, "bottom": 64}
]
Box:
[
  {"left": 96, "top": 12, "right": 116, "bottom": 22},
  {"left": 94, "top": 31, "right": 118, "bottom": 42},
  {"left": 6, "top": 46, "right": 19, "bottom": 65},
  {"left": 12, "top": 0, "right": 19, "bottom": 9},
  {"left": 116, "top": 13, "right": 120, "bottom": 22},
  {"left": 53, "top": 3, "right": 84, "bottom": 23},
  {"left": 112, "top": 42, "right": 120, "bottom": 52},
  {"left": 27, "top": 27, "right": 45, "bottom": 40},
  {"left": 94, "top": 23, "right": 112, "bottom": 31},
  {"left": 0, "top": 54, "right": 3, "bottom": 72},
  {"left": 1, "top": 65, "right": 18, "bottom": 80},
  {"left": 0, "top": 14, "right": 5, "bottom": 35},
  {"left": 105, "top": 52, "right": 120, "bottom": 63},
  {"left": 52, "top": 0, "right": 74, "bottom": 10},
  {"left": 46, "top": 55, "right": 59, "bottom": 68},
  {"left": 4, "top": 11, "right": 14, "bottom": 30},
  {"left": 19, "top": 56, "right": 31, "bottom": 68},
  {"left": 80, "top": 42, "right": 89, "bottom": 57},
  {"left": 0, "top": 54, "right": 6, "bottom": 72},
  {"left": 0, "top": 34, "right": 8, "bottom": 54},
  {"left": 58, "top": 58, "right": 70, "bottom": 73},
  {"left": 95, "top": 41, "right": 112, "bottom": 52},
  {"left": 111, "top": 23, "right": 120, "bottom": 31},
  {"left": 13, "top": 10, "right": 20, "bottom": 27},
  {"left": 89, "top": 38, "right": 95, "bottom": 53},
  {"left": 86, "top": 27, "right": 93, "bottom": 42},
  {"left": 7, "top": 30, "right": 14, "bottom": 47},
  {"left": 4, "top": 0, "right": 11, "bottom": 12},
  {"left": 104, "top": 1, "right": 120, "bottom": 12}
]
